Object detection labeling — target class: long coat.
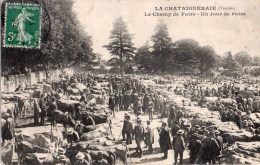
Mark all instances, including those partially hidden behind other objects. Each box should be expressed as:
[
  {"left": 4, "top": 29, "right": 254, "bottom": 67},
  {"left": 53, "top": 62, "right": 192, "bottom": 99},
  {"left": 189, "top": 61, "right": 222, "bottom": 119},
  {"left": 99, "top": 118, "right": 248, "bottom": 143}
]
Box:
[
  {"left": 173, "top": 135, "right": 185, "bottom": 152},
  {"left": 145, "top": 125, "right": 154, "bottom": 146},
  {"left": 159, "top": 127, "right": 172, "bottom": 151},
  {"left": 133, "top": 124, "right": 144, "bottom": 144}
]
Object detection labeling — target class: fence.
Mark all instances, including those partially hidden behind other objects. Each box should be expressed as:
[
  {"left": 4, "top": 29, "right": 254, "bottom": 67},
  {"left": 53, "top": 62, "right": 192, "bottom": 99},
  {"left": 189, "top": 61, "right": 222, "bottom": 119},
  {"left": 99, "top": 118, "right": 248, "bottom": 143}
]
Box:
[{"left": 1, "top": 67, "right": 75, "bottom": 93}]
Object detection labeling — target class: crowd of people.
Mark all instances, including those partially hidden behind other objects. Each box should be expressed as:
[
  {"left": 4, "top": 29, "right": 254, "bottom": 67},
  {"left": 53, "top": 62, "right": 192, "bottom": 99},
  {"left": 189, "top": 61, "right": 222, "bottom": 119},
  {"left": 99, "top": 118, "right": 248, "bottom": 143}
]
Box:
[{"left": 9, "top": 73, "right": 260, "bottom": 164}]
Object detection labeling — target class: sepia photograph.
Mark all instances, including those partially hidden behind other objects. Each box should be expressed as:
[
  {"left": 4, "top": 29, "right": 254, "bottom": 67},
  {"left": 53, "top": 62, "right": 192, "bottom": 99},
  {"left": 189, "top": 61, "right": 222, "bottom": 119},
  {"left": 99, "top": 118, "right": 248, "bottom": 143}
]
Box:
[{"left": 1, "top": 0, "right": 260, "bottom": 164}]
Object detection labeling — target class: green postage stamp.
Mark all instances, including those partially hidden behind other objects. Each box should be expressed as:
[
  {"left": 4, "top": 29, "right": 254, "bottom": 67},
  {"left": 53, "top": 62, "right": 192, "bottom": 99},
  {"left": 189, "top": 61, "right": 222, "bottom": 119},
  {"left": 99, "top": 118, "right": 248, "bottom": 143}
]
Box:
[{"left": 4, "top": 3, "right": 41, "bottom": 48}]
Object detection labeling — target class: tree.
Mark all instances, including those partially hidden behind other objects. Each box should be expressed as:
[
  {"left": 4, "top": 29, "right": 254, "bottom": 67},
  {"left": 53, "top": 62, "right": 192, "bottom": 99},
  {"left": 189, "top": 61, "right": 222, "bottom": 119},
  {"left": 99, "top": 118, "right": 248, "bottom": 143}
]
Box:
[
  {"left": 197, "top": 46, "right": 217, "bottom": 74},
  {"left": 1, "top": 0, "right": 95, "bottom": 75},
  {"left": 252, "top": 56, "right": 260, "bottom": 66},
  {"left": 222, "top": 51, "right": 243, "bottom": 77},
  {"left": 135, "top": 42, "right": 153, "bottom": 71},
  {"left": 151, "top": 20, "right": 173, "bottom": 72},
  {"left": 174, "top": 39, "right": 200, "bottom": 74},
  {"left": 104, "top": 17, "right": 135, "bottom": 74},
  {"left": 234, "top": 51, "right": 252, "bottom": 67}
]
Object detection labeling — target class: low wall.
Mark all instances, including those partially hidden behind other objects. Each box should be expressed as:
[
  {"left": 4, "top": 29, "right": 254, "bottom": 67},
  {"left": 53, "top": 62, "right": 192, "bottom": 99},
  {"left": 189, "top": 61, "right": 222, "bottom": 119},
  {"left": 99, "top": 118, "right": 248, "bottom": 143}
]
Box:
[{"left": 1, "top": 67, "right": 75, "bottom": 93}]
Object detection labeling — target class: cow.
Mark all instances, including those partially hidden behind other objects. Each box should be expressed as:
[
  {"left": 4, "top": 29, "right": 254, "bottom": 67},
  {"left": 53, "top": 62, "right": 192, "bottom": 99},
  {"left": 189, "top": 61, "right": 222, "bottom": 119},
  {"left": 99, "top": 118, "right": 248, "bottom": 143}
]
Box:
[
  {"left": 17, "top": 98, "right": 32, "bottom": 118},
  {"left": 51, "top": 110, "right": 76, "bottom": 131},
  {"left": 20, "top": 153, "right": 56, "bottom": 165},
  {"left": 1, "top": 117, "right": 15, "bottom": 144},
  {"left": 76, "top": 123, "right": 111, "bottom": 137},
  {"left": 16, "top": 141, "right": 49, "bottom": 164},
  {"left": 1, "top": 141, "right": 13, "bottom": 165}
]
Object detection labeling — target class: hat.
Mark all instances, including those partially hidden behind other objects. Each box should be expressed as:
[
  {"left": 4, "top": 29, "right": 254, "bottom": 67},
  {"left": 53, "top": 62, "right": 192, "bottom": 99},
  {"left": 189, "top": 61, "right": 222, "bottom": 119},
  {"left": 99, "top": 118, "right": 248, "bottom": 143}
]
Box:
[
  {"left": 201, "top": 126, "right": 206, "bottom": 129},
  {"left": 214, "top": 130, "right": 220, "bottom": 135},
  {"left": 177, "top": 130, "right": 184, "bottom": 135},
  {"left": 75, "top": 152, "right": 85, "bottom": 160},
  {"left": 124, "top": 113, "right": 130, "bottom": 117},
  {"left": 67, "top": 128, "right": 74, "bottom": 134},
  {"left": 192, "top": 132, "right": 199, "bottom": 137},
  {"left": 137, "top": 118, "right": 142, "bottom": 122},
  {"left": 194, "top": 125, "right": 200, "bottom": 129},
  {"left": 58, "top": 155, "right": 67, "bottom": 159},
  {"left": 147, "top": 120, "right": 150, "bottom": 124},
  {"left": 58, "top": 148, "right": 65, "bottom": 155}
]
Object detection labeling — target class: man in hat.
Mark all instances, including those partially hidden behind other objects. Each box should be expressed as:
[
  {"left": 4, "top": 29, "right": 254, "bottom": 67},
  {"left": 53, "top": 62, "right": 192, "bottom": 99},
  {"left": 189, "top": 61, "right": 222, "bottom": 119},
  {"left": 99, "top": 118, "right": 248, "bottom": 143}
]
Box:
[
  {"left": 173, "top": 129, "right": 185, "bottom": 164},
  {"left": 147, "top": 98, "right": 154, "bottom": 121},
  {"left": 215, "top": 130, "right": 223, "bottom": 157},
  {"left": 108, "top": 93, "right": 115, "bottom": 117},
  {"left": 199, "top": 131, "right": 220, "bottom": 164},
  {"left": 82, "top": 112, "right": 95, "bottom": 126},
  {"left": 75, "top": 152, "right": 89, "bottom": 165},
  {"left": 189, "top": 132, "right": 202, "bottom": 164},
  {"left": 33, "top": 99, "right": 41, "bottom": 126},
  {"left": 159, "top": 122, "right": 172, "bottom": 159},
  {"left": 133, "top": 118, "right": 145, "bottom": 157},
  {"left": 123, "top": 91, "right": 131, "bottom": 110},
  {"left": 144, "top": 120, "right": 154, "bottom": 154},
  {"left": 122, "top": 114, "right": 133, "bottom": 144},
  {"left": 114, "top": 92, "right": 120, "bottom": 112},
  {"left": 39, "top": 95, "right": 48, "bottom": 125},
  {"left": 67, "top": 127, "right": 79, "bottom": 146}
]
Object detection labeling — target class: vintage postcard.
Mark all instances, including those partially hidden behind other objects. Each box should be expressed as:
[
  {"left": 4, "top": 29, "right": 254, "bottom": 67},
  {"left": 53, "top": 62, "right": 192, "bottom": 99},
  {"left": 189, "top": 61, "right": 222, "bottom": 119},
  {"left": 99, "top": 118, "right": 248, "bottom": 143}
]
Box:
[{"left": 1, "top": 0, "right": 260, "bottom": 165}]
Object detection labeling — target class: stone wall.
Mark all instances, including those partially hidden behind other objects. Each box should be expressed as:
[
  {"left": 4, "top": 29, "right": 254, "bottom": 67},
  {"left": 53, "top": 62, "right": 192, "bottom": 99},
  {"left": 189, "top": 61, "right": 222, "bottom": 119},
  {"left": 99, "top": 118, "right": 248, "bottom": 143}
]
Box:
[{"left": 1, "top": 67, "right": 74, "bottom": 93}]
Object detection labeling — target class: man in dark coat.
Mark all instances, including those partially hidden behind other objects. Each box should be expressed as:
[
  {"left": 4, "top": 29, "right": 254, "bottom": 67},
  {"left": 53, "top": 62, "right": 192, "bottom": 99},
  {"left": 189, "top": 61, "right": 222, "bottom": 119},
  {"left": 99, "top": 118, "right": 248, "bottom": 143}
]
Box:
[
  {"left": 173, "top": 129, "right": 185, "bottom": 164},
  {"left": 39, "top": 96, "right": 48, "bottom": 125},
  {"left": 159, "top": 122, "right": 172, "bottom": 159},
  {"left": 123, "top": 91, "right": 131, "bottom": 110},
  {"left": 109, "top": 94, "right": 115, "bottom": 117},
  {"left": 215, "top": 131, "right": 223, "bottom": 157},
  {"left": 133, "top": 118, "right": 145, "bottom": 157},
  {"left": 33, "top": 99, "right": 41, "bottom": 126},
  {"left": 189, "top": 133, "right": 202, "bottom": 164},
  {"left": 122, "top": 114, "right": 133, "bottom": 144},
  {"left": 199, "top": 131, "right": 220, "bottom": 164}
]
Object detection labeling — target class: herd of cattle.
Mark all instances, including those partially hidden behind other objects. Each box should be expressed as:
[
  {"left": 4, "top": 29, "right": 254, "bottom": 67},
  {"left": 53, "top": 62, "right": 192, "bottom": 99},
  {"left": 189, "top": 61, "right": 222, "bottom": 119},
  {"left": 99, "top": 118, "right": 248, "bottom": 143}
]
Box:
[
  {"left": 1, "top": 73, "right": 260, "bottom": 165},
  {"left": 1, "top": 73, "right": 129, "bottom": 165}
]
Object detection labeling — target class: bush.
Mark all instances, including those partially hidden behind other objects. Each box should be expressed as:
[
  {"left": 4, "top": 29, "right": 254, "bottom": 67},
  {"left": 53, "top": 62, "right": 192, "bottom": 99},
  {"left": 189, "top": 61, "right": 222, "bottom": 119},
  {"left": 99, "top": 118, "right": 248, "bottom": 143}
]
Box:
[
  {"left": 249, "top": 67, "right": 260, "bottom": 76},
  {"left": 221, "top": 70, "right": 243, "bottom": 78}
]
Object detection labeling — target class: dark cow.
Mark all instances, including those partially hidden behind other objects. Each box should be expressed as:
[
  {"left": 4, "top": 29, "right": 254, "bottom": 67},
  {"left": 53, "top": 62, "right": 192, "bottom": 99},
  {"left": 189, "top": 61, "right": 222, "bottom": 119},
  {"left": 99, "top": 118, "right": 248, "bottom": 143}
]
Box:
[{"left": 51, "top": 110, "right": 76, "bottom": 131}]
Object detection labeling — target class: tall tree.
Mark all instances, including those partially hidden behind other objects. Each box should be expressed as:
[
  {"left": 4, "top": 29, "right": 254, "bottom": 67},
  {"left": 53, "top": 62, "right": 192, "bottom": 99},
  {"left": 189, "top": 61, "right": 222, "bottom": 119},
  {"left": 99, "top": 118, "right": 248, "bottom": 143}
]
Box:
[
  {"left": 174, "top": 39, "right": 200, "bottom": 74},
  {"left": 135, "top": 42, "right": 153, "bottom": 71},
  {"left": 197, "top": 46, "right": 217, "bottom": 74},
  {"left": 151, "top": 20, "right": 173, "bottom": 72},
  {"left": 234, "top": 51, "right": 252, "bottom": 67},
  {"left": 104, "top": 17, "right": 135, "bottom": 74}
]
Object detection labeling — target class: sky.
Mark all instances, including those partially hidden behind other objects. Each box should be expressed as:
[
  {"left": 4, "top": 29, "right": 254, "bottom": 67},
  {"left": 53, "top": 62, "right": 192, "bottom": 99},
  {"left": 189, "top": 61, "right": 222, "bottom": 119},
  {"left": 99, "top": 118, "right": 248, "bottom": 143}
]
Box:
[{"left": 73, "top": 0, "right": 260, "bottom": 60}]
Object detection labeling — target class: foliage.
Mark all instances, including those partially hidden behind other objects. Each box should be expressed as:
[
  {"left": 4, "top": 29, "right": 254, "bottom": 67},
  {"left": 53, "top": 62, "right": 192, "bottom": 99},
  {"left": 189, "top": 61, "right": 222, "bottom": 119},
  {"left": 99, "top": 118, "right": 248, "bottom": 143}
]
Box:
[
  {"left": 1, "top": 0, "right": 95, "bottom": 76},
  {"left": 135, "top": 42, "right": 153, "bottom": 71},
  {"left": 234, "top": 51, "right": 252, "bottom": 67},
  {"left": 221, "top": 52, "right": 243, "bottom": 77},
  {"left": 104, "top": 17, "right": 135, "bottom": 74},
  {"left": 252, "top": 56, "right": 260, "bottom": 66},
  {"left": 249, "top": 67, "right": 260, "bottom": 77},
  {"left": 151, "top": 20, "right": 173, "bottom": 72}
]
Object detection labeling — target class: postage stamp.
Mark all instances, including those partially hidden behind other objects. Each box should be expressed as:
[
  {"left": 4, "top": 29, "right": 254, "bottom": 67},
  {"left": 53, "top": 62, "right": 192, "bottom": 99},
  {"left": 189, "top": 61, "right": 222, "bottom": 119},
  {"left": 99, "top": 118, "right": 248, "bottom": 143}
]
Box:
[{"left": 4, "top": 3, "right": 41, "bottom": 48}]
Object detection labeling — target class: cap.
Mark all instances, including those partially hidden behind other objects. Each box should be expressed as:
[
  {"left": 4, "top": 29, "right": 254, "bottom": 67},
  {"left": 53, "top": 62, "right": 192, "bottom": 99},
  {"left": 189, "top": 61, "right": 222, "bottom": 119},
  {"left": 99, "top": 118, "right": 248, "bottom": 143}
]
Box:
[
  {"left": 137, "top": 118, "right": 142, "bottom": 122},
  {"left": 194, "top": 125, "right": 200, "bottom": 129},
  {"left": 177, "top": 129, "right": 184, "bottom": 135},
  {"left": 75, "top": 152, "right": 85, "bottom": 160},
  {"left": 67, "top": 128, "right": 74, "bottom": 134},
  {"left": 214, "top": 130, "right": 220, "bottom": 135}
]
